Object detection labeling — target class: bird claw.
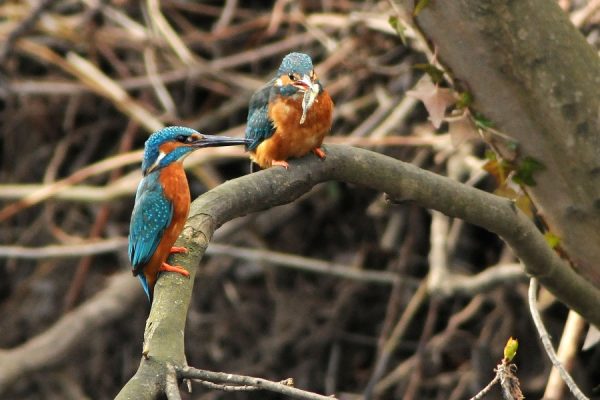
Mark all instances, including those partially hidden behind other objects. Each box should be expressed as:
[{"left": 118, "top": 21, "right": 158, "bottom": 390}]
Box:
[
  {"left": 159, "top": 262, "right": 190, "bottom": 278},
  {"left": 272, "top": 160, "right": 289, "bottom": 169},
  {"left": 313, "top": 147, "right": 326, "bottom": 159},
  {"left": 170, "top": 246, "right": 188, "bottom": 254}
]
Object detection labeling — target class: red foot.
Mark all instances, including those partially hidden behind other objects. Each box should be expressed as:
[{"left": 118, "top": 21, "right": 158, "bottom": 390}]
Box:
[
  {"left": 272, "top": 160, "right": 289, "bottom": 169},
  {"left": 170, "top": 246, "right": 188, "bottom": 254},
  {"left": 159, "top": 262, "right": 190, "bottom": 278},
  {"left": 313, "top": 147, "right": 326, "bottom": 160}
]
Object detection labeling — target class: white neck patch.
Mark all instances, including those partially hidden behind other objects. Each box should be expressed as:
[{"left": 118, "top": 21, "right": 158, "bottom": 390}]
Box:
[{"left": 148, "top": 150, "right": 167, "bottom": 172}]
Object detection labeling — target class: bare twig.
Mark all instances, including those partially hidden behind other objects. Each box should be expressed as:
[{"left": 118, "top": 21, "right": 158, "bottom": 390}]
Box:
[
  {"left": 470, "top": 375, "right": 499, "bottom": 400},
  {"left": 528, "top": 278, "right": 590, "bottom": 400},
  {"left": 208, "top": 243, "right": 402, "bottom": 285},
  {"left": 65, "top": 51, "right": 165, "bottom": 132},
  {"left": 0, "top": 150, "right": 143, "bottom": 222},
  {"left": 145, "top": 0, "right": 197, "bottom": 65},
  {"left": 212, "top": 0, "right": 238, "bottom": 32},
  {"left": 0, "top": 146, "right": 247, "bottom": 219},
  {"left": 363, "top": 281, "right": 428, "bottom": 399},
  {"left": 165, "top": 364, "right": 182, "bottom": 400},
  {"left": 0, "top": 0, "right": 55, "bottom": 65},
  {"left": 543, "top": 310, "right": 588, "bottom": 399},
  {"left": 428, "top": 263, "right": 526, "bottom": 297},
  {"left": 0, "top": 238, "right": 127, "bottom": 259},
  {"left": 180, "top": 367, "right": 336, "bottom": 400},
  {"left": 0, "top": 273, "right": 142, "bottom": 392},
  {"left": 15, "top": 40, "right": 164, "bottom": 133}
]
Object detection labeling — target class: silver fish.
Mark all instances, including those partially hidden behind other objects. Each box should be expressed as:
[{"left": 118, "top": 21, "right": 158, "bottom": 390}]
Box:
[{"left": 300, "top": 83, "right": 319, "bottom": 125}]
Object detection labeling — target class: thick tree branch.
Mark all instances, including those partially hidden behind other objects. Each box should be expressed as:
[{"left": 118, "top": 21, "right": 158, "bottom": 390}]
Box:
[
  {"left": 402, "top": 0, "right": 600, "bottom": 286},
  {"left": 117, "top": 144, "right": 600, "bottom": 399}
]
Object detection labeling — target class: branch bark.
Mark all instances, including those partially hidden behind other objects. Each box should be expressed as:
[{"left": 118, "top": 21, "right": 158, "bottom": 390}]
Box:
[
  {"left": 117, "top": 144, "right": 600, "bottom": 399},
  {"left": 403, "top": 0, "right": 600, "bottom": 286}
]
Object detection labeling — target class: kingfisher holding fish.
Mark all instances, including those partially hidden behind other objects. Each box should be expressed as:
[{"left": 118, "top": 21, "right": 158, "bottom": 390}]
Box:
[
  {"left": 245, "top": 52, "right": 334, "bottom": 169},
  {"left": 128, "top": 126, "right": 249, "bottom": 302}
]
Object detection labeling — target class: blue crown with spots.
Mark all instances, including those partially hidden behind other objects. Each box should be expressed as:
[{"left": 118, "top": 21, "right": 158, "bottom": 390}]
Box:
[
  {"left": 277, "top": 52, "right": 314, "bottom": 76},
  {"left": 142, "top": 126, "right": 198, "bottom": 173}
]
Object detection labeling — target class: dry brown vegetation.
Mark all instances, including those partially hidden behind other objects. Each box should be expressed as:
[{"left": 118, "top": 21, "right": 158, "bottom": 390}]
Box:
[{"left": 1, "top": 1, "right": 599, "bottom": 399}]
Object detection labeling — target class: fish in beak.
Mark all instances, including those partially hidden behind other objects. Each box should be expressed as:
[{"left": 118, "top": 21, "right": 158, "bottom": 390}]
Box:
[{"left": 293, "top": 74, "right": 320, "bottom": 125}]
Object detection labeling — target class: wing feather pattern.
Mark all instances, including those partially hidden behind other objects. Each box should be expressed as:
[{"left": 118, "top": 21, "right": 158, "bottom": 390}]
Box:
[
  {"left": 245, "top": 83, "right": 275, "bottom": 150},
  {"left": 128, "top": 174, "right": 173, "bottom": 275}
]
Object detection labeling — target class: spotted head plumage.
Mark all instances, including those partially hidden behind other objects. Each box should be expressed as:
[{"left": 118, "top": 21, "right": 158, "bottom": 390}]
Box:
[{"left": 277, "top": 52, "right": 314, "bottom": 77}]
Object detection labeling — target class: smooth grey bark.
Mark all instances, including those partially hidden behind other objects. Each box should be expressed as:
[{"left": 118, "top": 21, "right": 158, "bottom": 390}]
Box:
[
  {"left": 117, "top": 145, "right": 600, "bottom": 399},
  {"left": 404, "top": 0, "right": 600, "bottom": 286}
]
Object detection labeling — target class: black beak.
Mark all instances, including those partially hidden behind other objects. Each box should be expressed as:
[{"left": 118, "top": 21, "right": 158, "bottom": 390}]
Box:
[{"left": 191, "top": 134, "right": 251, "bottom": 148}]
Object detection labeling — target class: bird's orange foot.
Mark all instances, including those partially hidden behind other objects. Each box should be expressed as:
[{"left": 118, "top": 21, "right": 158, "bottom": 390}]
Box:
[
  {"left": 272, "top": 160, "right": 289, "bottom": 169},
  {"left": 159, "top": 262, "right": 190, "bottom": 278},
  {"left": 170, "top": 246, "right": 188, "bottom": 254},
  {"left": 313, "top": 147, "right": 326, "bottom": 160}
]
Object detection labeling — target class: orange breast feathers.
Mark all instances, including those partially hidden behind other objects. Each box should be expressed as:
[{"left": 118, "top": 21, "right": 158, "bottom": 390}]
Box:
[
  {"left": 143, "top": 161, "right": 191, "bottom": 288},
  {"left": 252, "top": 90, "right": 333, "bottom": 169}
]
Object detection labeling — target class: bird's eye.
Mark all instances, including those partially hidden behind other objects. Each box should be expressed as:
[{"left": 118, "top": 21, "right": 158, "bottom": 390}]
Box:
[
  {"left": 188, "top": 133, "right": 201, "bottom": 142},
  {"left": 175, "top": 135, "right": 187, "bottom": 143},
  {"left": 288, "top": 73, "right": 297, "bottom": 81}
]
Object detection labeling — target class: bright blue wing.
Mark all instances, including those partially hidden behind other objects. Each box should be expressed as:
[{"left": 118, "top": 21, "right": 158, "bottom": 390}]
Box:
[
  {"left": 128, "top": 173, "right": 173, "bottom": 276},
  {"left": 245, "top": 83, "right": 275, "bottom": 151}
]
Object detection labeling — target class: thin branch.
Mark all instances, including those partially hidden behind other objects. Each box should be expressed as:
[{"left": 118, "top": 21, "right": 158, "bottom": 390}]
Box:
[
  {"left": 0, "top": 238, "right": 128, "bottom": 259},
  {"left": 145, "top": 0, "right": 196, "bottom": 65},
  {"left": 207, "top": 243, "right": 402, "bottom": 285},
  {"left": 543, "top": 311, "right": 588, "bottom": 399},
  {"left": 429, "top": 263, "right": 526, "bottom": 297},
  {"left": 363, "top": 281, "right": 428, "bottom": 400},
  {"left": 193, "top": 379, "right": 260, "bottom": 392},
  {"left": 0, "top": 0, "right": 55, "bottom": 65},
  {"left": 0, "top": 146, "right": 247, "bottom": 219},
  {"left": 469, "top": 375, "right": 499, "bottom": 400},
  {"left": 528, "top": 278, "right": 590, "bottom": 400},
  {"left": 165, "top": 364, "right": 182, "bottom": 400},
  {"left": 180, "top": 367, "right": 336, "bottom": 400},
  {"left": 0, "top": 273, "right": 141, "bottom": 393},
  {"left": 0, "top": 150, "right": 141, "bottom": 222}
]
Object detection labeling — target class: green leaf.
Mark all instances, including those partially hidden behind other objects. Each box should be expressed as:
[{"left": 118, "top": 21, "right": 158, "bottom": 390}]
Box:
[
  {"left": 413, "top": 63, "right": 444, "bottom": 84},
  {"left": 473, "top": 113, "right": 494, "bottom": 129},
  {"left": 414, "top": 0, "right": 430, "bottom": 16},
  {"left": 484, "top": 149, "right": 497, "bottom": 161},
  {"left": 512, "top": 156, "right": 545, "bottom": 186},
  {"left": 544, "top": 232, "right": 561, "bottom": 249},
  {"left": 504, "top": 337, "right": 518, "bottom": 362},
  {"left": 456, "top": 91, "right": 473, "bottom": 109},
  {"left": 388, "top": 16, "right": 407, "bottom": 45}
]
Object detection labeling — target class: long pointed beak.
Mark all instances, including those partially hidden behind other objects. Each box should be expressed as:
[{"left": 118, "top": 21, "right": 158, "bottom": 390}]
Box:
[
  {"left": 190, "top": 134, "right": 251, "bottom": 148},
  {"left": 293, "top": 74, "right": 318, "bottom": 92}
]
